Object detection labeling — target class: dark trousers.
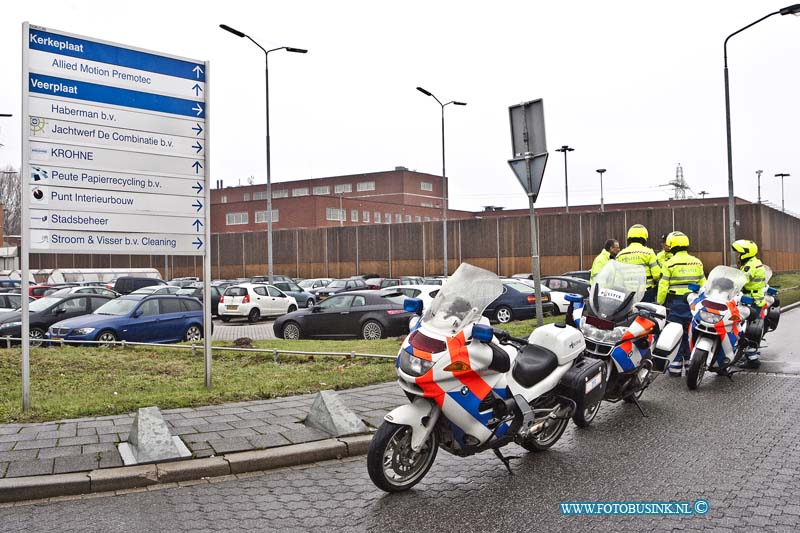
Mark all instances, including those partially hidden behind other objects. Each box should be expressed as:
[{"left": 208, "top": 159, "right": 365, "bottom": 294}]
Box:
[{"left": 642, "top": 287, "right": 657, "bottom": 303}]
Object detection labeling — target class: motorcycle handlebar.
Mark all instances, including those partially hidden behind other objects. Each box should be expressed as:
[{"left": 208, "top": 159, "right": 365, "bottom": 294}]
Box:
[{"left": 492, "top": 328, "right": 529, "bottom": 346}]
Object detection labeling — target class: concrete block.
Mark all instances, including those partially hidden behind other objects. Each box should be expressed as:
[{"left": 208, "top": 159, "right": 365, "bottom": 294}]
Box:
[
  {"left": 0, "top": 472, "right": 90, "bottom": 503},
  {"left": 226, "top": 439, "right": 346, "bottom": 474},
  {"left": 88, "top": 464, "right": 158, "bottom": 492},
  {"left": 339, "top": 434, "right": 374, "bottom": 457},
  {"left": 157, "top": 457, "right": 230, "bottom": 483},
  {"left": 123, "top": 407, "right": 188, "bottom": 465},
  {"left": 304, "top": 390, "right": 370, "bottom": 437}
]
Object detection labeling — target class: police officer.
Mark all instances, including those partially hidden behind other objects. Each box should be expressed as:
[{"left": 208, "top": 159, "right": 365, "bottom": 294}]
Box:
[
  {"left": 657, "top": 231, "right": 706, "bottom": 376},
  {"left": 589, "top": 239, "right": 620, "bottom": 285},
  {"left": 616, "top": 224, "right": 661, "bottom": 302},
  {"left": 656, "top": 233, "right": 672, "bottom": 270},
  {"left": 731, "top": 239, "right": 767, "bottom": 369}
]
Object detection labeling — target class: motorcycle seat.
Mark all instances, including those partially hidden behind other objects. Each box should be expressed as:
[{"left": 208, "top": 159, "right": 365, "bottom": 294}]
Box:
[{"left": 512, "top": 345, "right": 559, "bottom": 388}]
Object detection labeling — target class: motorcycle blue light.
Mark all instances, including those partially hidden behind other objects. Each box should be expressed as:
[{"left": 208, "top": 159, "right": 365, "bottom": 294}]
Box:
[
  {"left": 472, "top": 324, "right": 494, "bottom": 343},
  {"left": 767, "top": 287, "right": 778, "bottom": 296},
  {"left": 688, "top": 283, "right": 701, "bottom": 292},
  {"left": 741, "top": 295, "right": 754, "bottom": 305},
  {"left": 404, "top": 298, "right": 423, "bottom": 315},
  {"left": 565, "top": 293, "right": 583, "bottom": 304}
]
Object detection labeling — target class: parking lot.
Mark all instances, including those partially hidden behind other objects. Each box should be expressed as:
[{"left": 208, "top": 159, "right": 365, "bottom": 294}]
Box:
[{"left": 210, "top": 319, "right": 277, "bottom": 341}]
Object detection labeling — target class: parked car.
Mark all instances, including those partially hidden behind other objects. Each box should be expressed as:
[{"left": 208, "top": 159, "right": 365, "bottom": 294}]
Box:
[
  {"left": 45, "top": 286, "right": 121, "bottom": 298},
  {"left": 218, "top": 283, "right": 298, "bottom": 323},
  {"left": 175, "top": 284, "right": 222, "bottom": 316},
  {"left": 107, "top": 277, "right": 167, "bottom": 295},
  {"left": 130, "top": 285, "right": 182, "bottom": 296},
  {"left": 249, "top": 275, "right": 294, "bottom": 284},
  {"left": 541, "top": 276, "right": 591, "bottom": 314},
  {"left": 379, "top": 285, "right": 440, "bottom": 311},
  {"left": 0, "top": 293, "right": 33, "bottom": 313},
  {"left": 0, "top": 294, "right": 113, "bottom": 346},
  {"left": 311, "top": 278, "right": 368, "bottom": 300},
  {"left": 29, "top": 285, "right": 56, "bottom": 299},
  {"left": 483, "top": 280, "right": 556, "bottom": 324},
  {"left": 562, "top": 270, "right": 591, "bottom": 281},
  {"left": 379, "top": 276, "right": 425, "bottom": 289},
  {"left": 272, "top": 281, "right": 316, "bottom": 309},
  {"left": 0, "top": 280, "right": 20, "bottom": 289},
  {"left": 273, "top": 290, "right": 413, "bottom": 340},
  {"left": 422, "top": 277, "right": 447, "bottom": 286},
  {"left": 47, "top": 295, "right": 206, "bottom": 346},
  {"left": 168, "top": 278, "right": 199, "bottom": 288},
  {"left": 298, "top": 278, "right": 333, "bottom": 291}
]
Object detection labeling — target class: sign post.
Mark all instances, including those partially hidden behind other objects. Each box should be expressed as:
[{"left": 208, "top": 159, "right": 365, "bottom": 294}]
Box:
[
  {"left": 21, "top": 23, "right": 211, "bottom": 409},
  {"left": 508, "top": 99, "right": 548, "bottom": 326}
]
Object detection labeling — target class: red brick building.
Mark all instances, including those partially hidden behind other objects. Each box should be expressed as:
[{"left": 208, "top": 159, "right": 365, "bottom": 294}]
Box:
[{"left": 210, "top": 168, "right": 472, "bottom": 233}]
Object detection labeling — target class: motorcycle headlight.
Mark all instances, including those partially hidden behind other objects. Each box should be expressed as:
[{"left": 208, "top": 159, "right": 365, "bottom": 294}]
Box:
[
  {"left": 581, "top": 322, "right": 626, "bottom": 343},
  {"left": 606, "top": 327, "right": 627, "bottom": 343},
  {"left": 74, "top": 328, "right": 95, "bottom": 335},
  {"left": 0, "top": 322, "right": 21, "bottom": 329},
  {"left": 398, "top": 350, "right": 435, "bottom": 377},
  {"left": 699, "top": 310, "right": 724, "bottom": 324}
]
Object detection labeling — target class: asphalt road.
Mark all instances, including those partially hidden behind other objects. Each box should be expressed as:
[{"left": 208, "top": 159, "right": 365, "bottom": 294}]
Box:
[{"left": 2, "top": 314, "right": 799, "bottom": 532}]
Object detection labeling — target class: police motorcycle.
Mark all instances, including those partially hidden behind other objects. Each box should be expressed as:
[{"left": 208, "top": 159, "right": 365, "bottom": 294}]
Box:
[
  {"left": 565, "top": 261, "right": 683, "bottom": 426},
  {"left": 366, "top": 263, "right": 608, "bottom": 493},
  {"left": 684, "top": 265, "right": 762, "bottom": 389}
]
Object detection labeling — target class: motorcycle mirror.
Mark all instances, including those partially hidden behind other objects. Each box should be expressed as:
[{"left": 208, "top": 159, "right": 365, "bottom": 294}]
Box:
[
  {"left": 404, "top": 298, "right": 423, "bottom": 315},
  {"left": 472, "top": 323, "right": 494, "bottom": 343},
  {"left": 767, "top": 287, "right": 778, "bottom": 296},
  {"left": 565, "top": 293, "right": 583, "bottom": 304},
  {"left": 687, "top": 283, "right": 701, "bottom": 292},
  {"left": 741, "top": 295, "right": 754, "bottom": 305}
]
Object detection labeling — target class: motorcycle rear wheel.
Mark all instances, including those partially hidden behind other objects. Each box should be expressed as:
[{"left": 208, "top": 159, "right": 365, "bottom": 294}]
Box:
[
  {"left": 572, "top": 401, "right": 601, "bottom": 428},
  {"left": 519, "top": 414, "right": 570, "bottom": 452},
  {"left": 367, "top": 421, "right": 438, "bottom": 493},
  {"left": 686, "top": 349, "right": 708, "bottom": 390}
]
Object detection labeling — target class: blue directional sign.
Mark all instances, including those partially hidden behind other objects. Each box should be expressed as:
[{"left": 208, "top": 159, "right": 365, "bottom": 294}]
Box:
[{"left": 23, "top": 23, "right": 208, "bottom": 256}]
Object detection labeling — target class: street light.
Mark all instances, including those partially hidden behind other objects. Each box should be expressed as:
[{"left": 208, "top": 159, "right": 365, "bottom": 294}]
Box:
[
  {"left": 596, "top": 169, "right": 607, "bottom": 212},
  {"left": 775, "top": 173, "right": 790, "bottom": 212},
  {"left": 555, "top": 145, "right": 574, "bottom": 213},
  {"left": 416, "top": 86, "right": 466, "bottom": 277},
  {"left": 723, "top": 4, "right": 800, "bottom": 264},
  {"left": 220, "top": 24, "right": 307, "bottom": 284},
  {"left": 756, "top": 169, "right": 763, "bottom": 204}
]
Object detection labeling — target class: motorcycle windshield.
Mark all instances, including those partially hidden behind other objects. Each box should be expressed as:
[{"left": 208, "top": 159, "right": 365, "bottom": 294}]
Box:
[
  {"left": 422, "top": 263, "right": 503, "bottom": 336},
  {"left": 589, "top": 260, "right": 646, "bottom": 319},
  {"left": 704, "top": 265, "right": 747, "bottom": 301}
]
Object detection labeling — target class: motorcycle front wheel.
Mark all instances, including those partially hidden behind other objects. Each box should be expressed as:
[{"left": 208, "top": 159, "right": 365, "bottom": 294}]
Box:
[
  {"left": 367, "top": 421, "right": 438, "bottom": 493},
  {"left": 686, "top": 349, "right": 708, "bottom": 390}
]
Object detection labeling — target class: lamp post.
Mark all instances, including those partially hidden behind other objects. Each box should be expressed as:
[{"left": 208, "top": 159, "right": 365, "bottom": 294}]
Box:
[
  {"left": 416, "top": 87, "right": 466, "bottom": 277},
  {"left": 555, "top": 145, "right": 574, "bottom": 213},
  {"left": 756, "top": 169, "right": 763, "bottom": 204},
  {"left": 220, "top": 24, "right": 307, "bottom": 284},
  {"left": 775, "top": 173, "right": 790, "bottom": 212},
  {"left": 723, "top": 4, "right": 800, "bottom": 264},
  {"left": 596, "top": 169, "right": 607, "bottom": 212}
]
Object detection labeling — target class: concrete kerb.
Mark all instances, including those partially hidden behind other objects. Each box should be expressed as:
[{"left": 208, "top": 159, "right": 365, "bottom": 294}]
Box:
[{"left": 0, "top": 433, "right": 375, "bottom": 503}]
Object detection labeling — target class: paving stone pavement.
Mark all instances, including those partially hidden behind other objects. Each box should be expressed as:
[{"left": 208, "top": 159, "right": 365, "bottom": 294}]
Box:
[
  {"left": 1, "top": 372, "right": 799, "bottom": 531},
  {"left": 0, "top": 383, "right": 402, "bottom": 479}
]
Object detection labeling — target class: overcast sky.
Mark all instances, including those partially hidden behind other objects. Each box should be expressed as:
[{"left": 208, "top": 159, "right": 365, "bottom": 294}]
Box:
[{"left": 1, "top": 0, "right": 798, "bottom": 215}]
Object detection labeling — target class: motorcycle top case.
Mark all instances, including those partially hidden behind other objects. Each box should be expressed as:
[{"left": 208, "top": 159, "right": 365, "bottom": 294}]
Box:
[
  {"left": 527, "top": 324, "right": 585, "bottom": 366},
  {"left": 556, "top": 357, "right": 607, "bottom": 413}
]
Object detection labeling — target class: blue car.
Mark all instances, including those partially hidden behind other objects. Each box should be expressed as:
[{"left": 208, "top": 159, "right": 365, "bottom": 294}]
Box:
[
  {"left": 47, "top": 294, "right": 206, "bottom": 346},
  {"left": 483, "top": 280, "right": 557, "bottom": 324},
  {"left": 272, "top": 281, "right": 316, "bottom": 308}
]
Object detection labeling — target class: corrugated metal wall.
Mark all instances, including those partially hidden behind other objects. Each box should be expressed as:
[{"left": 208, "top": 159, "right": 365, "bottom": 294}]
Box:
[{"left": 29, "top": 204, "right": 800, "bottom": 279}]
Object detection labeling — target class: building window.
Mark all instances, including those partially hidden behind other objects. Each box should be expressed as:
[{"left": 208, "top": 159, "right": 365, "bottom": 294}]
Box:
[
  {"left": 374, "top": 212, "right": 381, "bottom": 223},
  {"left": 421, "top": 201, "right": 434, "bottom": 208},
  {"left": 405, "top": 215, "right": 412, "bottom": 223},
  {"left": 362, "top": 210, "right": 370, "bottom": 223},
  {"left": 334, "top": 183, "right": 352, "bottom": 193},
  {"left": 414, "top": 215, "right": 421, "bottom": 222},
  {"left": 226, "top": 212, "right": 248, "bottom": 225},
  {"left": 253, "top": 191, "right": 268, "bottom": 200},
  {"left": 357, "top": 181, "right": 375, "bottom": 192},
  {"left": 272, "top": 189, "right": 288, "bottom": 199},
  {"left": 424, "top": 216, "right": 431, "bottom": 222},
  {"left": 385, "top": 212, "right": 391, "bottom": 224},
  {"left": 255, "top": 210, "right": 279, "bottom": 223},
  {"left": 220, "top": 195, "right": 228, "bottom": 203},
  {"left": 243, "top": 193, "right": 250, "bottom": 201},
  {"left": 421, "top": 181, "right": 433, "bottom": 191},
  {"left": 313, "top": 185, "right": 330, "bottom": 195},
  {"left": 395, "top": 213, "right": 402, "bottom": 223},
  {"left": 326, "top": 207, "right": 345, "bottom": 221},
  {"left": 351, "top": 209, "right": 359, "bottom": 222},
  {"left": 292, "top": 187, "right": 309, "bottom": 197}
]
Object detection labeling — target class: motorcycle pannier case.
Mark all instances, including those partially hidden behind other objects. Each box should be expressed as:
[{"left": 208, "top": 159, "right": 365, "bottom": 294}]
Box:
[
  {"left": 652, "top": 321, "right": 683, "bottom": 372},
  {"left": 556, "top": 357, "right": 606, "bottom": 414}
]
